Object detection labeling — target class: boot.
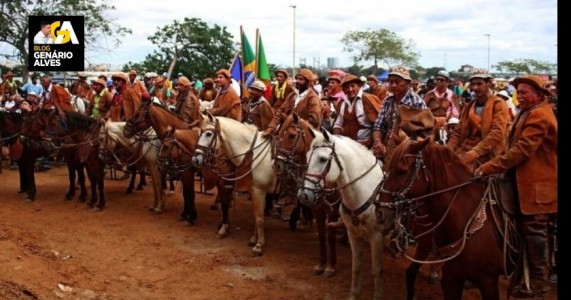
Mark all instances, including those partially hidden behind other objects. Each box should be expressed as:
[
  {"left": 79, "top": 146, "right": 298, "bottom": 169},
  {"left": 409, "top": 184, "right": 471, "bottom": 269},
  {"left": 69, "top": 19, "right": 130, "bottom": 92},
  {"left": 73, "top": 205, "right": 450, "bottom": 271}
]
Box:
[{"left": 512, "top": 214, "right": 551, "bottom": 298}]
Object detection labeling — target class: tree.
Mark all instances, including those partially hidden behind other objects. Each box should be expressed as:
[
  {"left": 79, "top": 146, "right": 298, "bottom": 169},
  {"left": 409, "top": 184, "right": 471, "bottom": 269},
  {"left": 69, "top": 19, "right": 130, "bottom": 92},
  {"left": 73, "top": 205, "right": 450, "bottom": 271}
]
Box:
[
  {"left": 0, "top": 0, "right": 131, "bottom": 81},
  {"left": 142, "top": 17, "right": 236, "bottom": 80},
  {"left": 340, "top": 28, "right": 420, "bottom": 73},
  {"left": 493, "top": 59, "right": 557, "bottom": 75}
]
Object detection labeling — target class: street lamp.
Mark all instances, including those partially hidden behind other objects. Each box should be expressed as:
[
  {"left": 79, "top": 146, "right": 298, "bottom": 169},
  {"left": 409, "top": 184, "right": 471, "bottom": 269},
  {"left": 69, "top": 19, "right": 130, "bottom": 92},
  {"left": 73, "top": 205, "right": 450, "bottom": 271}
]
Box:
[
  {"left": 484, "top": 33, "right": 490, "bottom": 71},
  {"left": 289, "top": 5, "right": 296, "bottom": 75}
]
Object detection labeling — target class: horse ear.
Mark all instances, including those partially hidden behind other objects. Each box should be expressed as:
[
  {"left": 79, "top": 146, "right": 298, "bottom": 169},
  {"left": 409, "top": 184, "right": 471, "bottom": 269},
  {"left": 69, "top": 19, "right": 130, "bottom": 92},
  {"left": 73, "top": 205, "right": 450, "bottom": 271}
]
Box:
[
  {"left": 308, "top": 127, "right": 317, "bottom": 139},
  {"left": 321, "top": 128, "right": 331, "bottom": 142},
  {"left": 390, "top": 132, "right": 406, "bottom": 145},
  {"left": 207, "top": 111, "right": 215, "bottom": 122}
]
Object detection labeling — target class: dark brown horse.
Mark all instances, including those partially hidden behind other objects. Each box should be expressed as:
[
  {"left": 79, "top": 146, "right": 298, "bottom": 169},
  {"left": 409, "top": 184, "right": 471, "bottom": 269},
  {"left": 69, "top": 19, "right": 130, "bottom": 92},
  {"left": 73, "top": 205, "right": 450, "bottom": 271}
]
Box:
[
  {"left": 1, "top": 111, "right": 47, "bottom": 202},
  {"left": 124, "top": 100, "right": 199, "bottom": 223},
  {"left": 23, "top": 109, "right": 106, "bottom": 209},
  {"left": 157, "top": 127, "right": 234, "bottom": 238},
  {"left": 274, "top": 113, "right": 341, "bottom": 277},
  {"left": 377, "top": 137, "right": 506, "bottom": 300}
]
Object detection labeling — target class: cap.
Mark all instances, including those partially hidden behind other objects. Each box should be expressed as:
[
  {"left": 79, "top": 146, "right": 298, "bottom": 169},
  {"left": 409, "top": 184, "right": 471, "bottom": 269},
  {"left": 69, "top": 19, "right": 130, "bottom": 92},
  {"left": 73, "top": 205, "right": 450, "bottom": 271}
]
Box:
[
  {"left": 341, "top": 74, "right": 363, "bottom": 87},
  {"left": 468, "top": 68, "right": 493, "bottom": 81},
  {"left": 215, "top": 69, "right": 231, "bottom": 79},
  {"left": 436, "top": 70, "right": 450, "bottom": 80},
  {"left": 178, "top": 76, "right": 192, "bottom": 87},
  {"left": 111, "top": 72, "right": 129, "bottom": 83},
  {"left": 512, "top": 75, "right": 551, "bottom": 96},
  {"left": 106, "top": 79, "right": 114, "bottom": 87},
  {"left": 128, "top": 69, "right": 137, "bottom": 76},
  {"left": 249, "top": 80, "right": 266, "bottom": 92},
  {"left": 359, "top": 76, "right": 367, "bottom": 82},
  {"left": 447, "top": 117, "right": 460, "bottom": 125},
  {"left": 91, "top": 78, "right": 107, "bottom": 87},
  {"left": 497, "top": 90, "right": 511, "bottom": 100}
]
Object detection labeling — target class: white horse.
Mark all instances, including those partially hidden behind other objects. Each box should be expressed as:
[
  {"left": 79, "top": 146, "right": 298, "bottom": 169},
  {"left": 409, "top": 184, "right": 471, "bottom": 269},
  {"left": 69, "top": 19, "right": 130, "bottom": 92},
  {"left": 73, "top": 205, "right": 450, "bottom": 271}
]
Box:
[
  {"left": 71, "top": 95, "right": 88, "bottom": 114},
  {"left": 192, "top": 113, "right": 276, "bottom": 256},
  {"left": 98, "top": 119, "right": 166, "bottom": 212},
  {"left": 298, "top": 129, "right": 386, "bottom": 300}
]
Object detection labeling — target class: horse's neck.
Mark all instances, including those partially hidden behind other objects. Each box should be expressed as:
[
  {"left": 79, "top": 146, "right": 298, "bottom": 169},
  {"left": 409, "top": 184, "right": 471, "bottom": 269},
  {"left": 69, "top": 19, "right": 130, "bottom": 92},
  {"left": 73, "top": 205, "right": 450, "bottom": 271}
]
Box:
[
  {"left": 150, "top": 106, "right": 185, "bottom": 137},
  {"left": 219, "top": 121, "right": 260, "bottom": 166},
  {"left": 337, "top": 142, "right": 383, "bottom": 210}
]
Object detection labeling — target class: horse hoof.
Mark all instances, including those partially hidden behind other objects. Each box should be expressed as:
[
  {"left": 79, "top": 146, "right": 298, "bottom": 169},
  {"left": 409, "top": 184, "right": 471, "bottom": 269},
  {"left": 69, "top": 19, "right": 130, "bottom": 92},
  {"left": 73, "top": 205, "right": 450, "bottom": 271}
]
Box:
[
  {"left": 186, "top": 220, "right": 195, "bottom": 226},
  {"left": 64, "top": 194, "right": 73, "bottom": 200},
  {"left": 125, "top": 189, "right": 133, "bottom": 194},
  {"left": 178, "top": 216, "right": 187, "bottom": 222},
  {"left": 217, "top": 224, "right": 230, "bottom": 239},
  {"left": 78, "top": 197, "right": 86, "bottom": 203},
  {"left": 24, "top": 198, "right": 34, "bottom": 203},
  {"left": 313, "top": 265, "right": 325, "bottom": 276},
  {"left": 251, "top": 245, "right": 263, "bottom": 257},
  {"left": 92, "top": 207, "right": 103, "bottom": 212},
  {"left": 322, "top": 268, "right": 335, "bottom": 278},
  {"left": 136, "top": 185, "right": 144, "bottom": 190}
]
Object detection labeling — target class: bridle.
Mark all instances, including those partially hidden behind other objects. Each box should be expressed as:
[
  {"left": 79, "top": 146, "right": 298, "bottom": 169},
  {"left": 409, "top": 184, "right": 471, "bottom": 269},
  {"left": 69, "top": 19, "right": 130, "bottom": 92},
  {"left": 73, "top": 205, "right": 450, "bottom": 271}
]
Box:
[
  {"left": 273, "top": 121, "right": 309, "bottom": 179},
  {"left": 157, "top": 132, "right": 196, "bottom": 173}
]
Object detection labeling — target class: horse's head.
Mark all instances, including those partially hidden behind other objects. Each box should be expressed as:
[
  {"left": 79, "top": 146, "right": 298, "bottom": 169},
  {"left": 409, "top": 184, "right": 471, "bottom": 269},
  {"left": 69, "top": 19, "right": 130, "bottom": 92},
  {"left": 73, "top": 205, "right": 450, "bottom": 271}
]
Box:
[
  {"left": 158, "top": 127, "right": 199, "bottom": 173},
  {"left": 124, "top": 100, "right": 151, "bottom": 138},
  {"left": 21, "top": 109, "right": 61, "bottom": 139},
  {"left": 298, "top": 129, "right": 343, "bottom": 206},
  {"left": 191, "top": 112, "right": 218, "bottom": 168},
  {"left": 273, "top": 112, "right": 313, "bottom": 176}
]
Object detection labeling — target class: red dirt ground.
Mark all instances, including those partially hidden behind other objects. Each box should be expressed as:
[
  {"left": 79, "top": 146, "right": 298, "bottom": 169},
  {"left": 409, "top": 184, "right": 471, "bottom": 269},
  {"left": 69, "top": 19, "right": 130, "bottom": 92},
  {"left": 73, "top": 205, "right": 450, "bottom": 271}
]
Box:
[{"left": 0, "top": 163, "right": 558, "bottom": 299}]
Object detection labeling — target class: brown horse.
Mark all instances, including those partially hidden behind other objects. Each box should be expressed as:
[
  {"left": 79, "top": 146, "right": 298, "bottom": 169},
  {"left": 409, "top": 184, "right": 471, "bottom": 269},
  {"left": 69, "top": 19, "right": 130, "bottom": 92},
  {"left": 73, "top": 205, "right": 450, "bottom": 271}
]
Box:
[
  {"left": 274, "top": 113, "right": 342, "bottom": 277},
  {"left": 377, "top": 137, "right": 506, "bottom": 300},
  {"left": 124, "top": 100, "right": 199, "bottom": 223},
  {"left": 23, "top": 110, "right": 106, "bottom": 209},
  {"left": 157, "top": 127, "right": 235, "bottom": 238},
  {"left": 1, "top": 111, "right": 47, "bottom": 201}
]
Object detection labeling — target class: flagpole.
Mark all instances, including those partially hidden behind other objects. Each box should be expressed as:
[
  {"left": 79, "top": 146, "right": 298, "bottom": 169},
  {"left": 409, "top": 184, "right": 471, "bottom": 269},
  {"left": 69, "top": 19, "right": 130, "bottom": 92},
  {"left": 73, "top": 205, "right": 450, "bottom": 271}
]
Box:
[
  {"left": 239, "top": 25, "right": 245, "bottom": 86},
  {"left": 255, "top": 28, "right": 259, "bottom": 81}
]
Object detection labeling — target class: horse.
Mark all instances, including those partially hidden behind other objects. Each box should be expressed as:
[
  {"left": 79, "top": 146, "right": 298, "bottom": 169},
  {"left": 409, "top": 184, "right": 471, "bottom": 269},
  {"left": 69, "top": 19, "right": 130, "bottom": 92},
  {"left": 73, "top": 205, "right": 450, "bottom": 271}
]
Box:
[
  {"left": 376, "top": 136, "right": 506, "bottom": 300},
  {"left": 24, "top": 109, "right": 106, "bottom": 209},
  {"left": 98, "top": 119, "right": 164, "bottom": 213},
  {"left": 298, "top": 129, "right": 385, "bottom": 300},
  {"left": 157, "top": 126, "right": 236, "bottom": 238},
  {"left": 124, "top": 100, "right": 197, "bottom": 220},
  {"left": 273, "top": 113, "right": 342, "bottom": 277},
  {"left": 1, "top": 111, "right": 47, "bottom": 201},
  {"left": 192, "top": 114, "right": 276, "bottom": 256}
]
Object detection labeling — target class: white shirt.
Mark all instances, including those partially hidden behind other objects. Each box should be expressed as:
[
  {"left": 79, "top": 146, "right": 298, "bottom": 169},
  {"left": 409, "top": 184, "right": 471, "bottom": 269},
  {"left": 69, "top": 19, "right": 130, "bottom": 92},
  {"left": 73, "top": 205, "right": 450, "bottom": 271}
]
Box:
[
  {"left": 33, "top": 31, "right": 53, "bottom": 44},
  {"left": 230, "top": 79, "right": 241, "bottom": 97},
  {"left": 332, "top": 89, "right": 373, "bottom": 142},
  {"left": 294, "top": 89, "right": 310, "bottom": 108}
]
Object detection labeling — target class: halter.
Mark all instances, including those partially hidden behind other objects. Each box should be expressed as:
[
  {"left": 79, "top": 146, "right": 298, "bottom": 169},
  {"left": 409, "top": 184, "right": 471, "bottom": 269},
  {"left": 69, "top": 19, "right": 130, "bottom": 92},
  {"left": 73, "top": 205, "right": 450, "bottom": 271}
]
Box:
[
  {"left": 124, "top": 103, "right": 153, "bottom": 141},
  {"left": 273, "top": 122, "right": 309, "bottom": 180}
]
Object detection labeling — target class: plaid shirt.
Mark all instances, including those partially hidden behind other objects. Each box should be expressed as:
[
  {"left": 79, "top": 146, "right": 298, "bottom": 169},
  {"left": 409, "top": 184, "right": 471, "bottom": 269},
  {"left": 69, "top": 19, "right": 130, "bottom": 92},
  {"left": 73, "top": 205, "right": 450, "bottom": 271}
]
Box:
[{"left": 373, "top": 89, "right": 427, "bottom": 137}]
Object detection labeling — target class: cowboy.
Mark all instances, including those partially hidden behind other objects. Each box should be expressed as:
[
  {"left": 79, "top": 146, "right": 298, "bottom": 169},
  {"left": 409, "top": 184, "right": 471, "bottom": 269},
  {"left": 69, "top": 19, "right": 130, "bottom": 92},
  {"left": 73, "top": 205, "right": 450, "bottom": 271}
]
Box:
[
  {"left": 1, "top": 71, "right": 19, "bottom": 99},
  {"left": 326, "top": 74, "right": 345, "bottom": 111},
  {"left": 423, "top": 70, "right": 460, "bottom": 141},
  {"left": 197, "top": 78, "right": 218, "bottom": 102},
  {"left": 475, "top": 75, "right": 557, "bottom": 298},
  {"left": 243, "top": 80, "right": 274, "bottom": 131},
  {"left": 69, "top": 72, "right": 91, "bottom": 99},
  {"left": 365, "top": 75, "right": 388, "bottom": 105},
  {"left": 87, "top": 78, "right": 113, "bottom": 119},
  {"left": 208, "top": 69, "right": 242, "bottom": 121},
  {"left": 21, "top": 74, "right": 44, "bottom": 96},
  {"left": 173, "top": 76, "right": 200, "bottom": 124},
  {"left": 149, "top": 76, "right": 174, "bottom": 104},
  {"left": 108, "top": 72, "right": 142, "bottom": 122},
  {"left": 127, "top": 69, "right": 148, "bottom": 96},
  {"left": 262, "top": 68, "right": 322, "bottom": 137},
  {"left": 371, "top": 66, "right": 429, "bottom": 159},
  {"left": 446, "top": 69, "right": 510, "bottom": 171},
  {"left": 332, "top": 74, "right": 382, "bottom": 148},
  {"left": 269, "top": 69, "right": 295, "bottom": 111},
  {"left": 39, "top": 75, "right": 73, "bottom": 113}
]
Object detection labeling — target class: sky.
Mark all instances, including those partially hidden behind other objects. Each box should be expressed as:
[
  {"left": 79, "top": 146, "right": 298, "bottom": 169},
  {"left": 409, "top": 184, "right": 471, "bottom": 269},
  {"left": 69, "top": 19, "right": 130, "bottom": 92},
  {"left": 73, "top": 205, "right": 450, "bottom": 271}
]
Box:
[{"left": 69, "top": 0, "right": 558, "bottom": 73}]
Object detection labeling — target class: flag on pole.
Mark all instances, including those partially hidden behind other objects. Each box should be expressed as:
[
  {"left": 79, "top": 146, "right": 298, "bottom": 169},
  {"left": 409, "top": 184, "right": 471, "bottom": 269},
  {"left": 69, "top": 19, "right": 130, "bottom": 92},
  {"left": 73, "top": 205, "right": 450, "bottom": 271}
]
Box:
[
  {"left": 241, "top": 27, "right": 256, "bottom": 88},
  {"left": 256, "top": 32, "right": 272, "bottom": 99},
  {"left": 229, "top": 52, "right": 243, "bottom": 83}
]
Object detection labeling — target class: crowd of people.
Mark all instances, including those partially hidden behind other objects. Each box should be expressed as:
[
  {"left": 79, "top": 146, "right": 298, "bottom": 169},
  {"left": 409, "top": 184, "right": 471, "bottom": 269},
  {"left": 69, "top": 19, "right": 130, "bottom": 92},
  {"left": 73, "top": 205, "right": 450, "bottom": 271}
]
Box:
[{"left": 0, "top": 65, "right": 558, "bottom": 298}]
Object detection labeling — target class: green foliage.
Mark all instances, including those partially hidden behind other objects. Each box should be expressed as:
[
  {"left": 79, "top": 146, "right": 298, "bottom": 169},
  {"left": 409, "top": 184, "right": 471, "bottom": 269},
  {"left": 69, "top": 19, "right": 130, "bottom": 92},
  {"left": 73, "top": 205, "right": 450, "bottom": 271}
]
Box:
[
  {"left": 493, "top": 59, "right": 557, "bottom": 75},
  {"left": 0, "top": 0, "right": 131, "bottom": 80},
  {"left": 138, "top": 17, "right": 236, "bottom": 80},
  {"left": 340, "top": 28, "right": 420, "bottom": 72}
]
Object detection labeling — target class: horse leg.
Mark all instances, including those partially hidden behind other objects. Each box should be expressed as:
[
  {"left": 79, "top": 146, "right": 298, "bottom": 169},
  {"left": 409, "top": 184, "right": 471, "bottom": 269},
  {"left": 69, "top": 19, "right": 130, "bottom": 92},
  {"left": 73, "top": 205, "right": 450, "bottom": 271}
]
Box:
[
  {"left": 77, "top": 164, "right": 87, "bottom": 202},
  {"left": 216, "top": 180, "right": 233, "bottom": 239},
  {"left": 325, "top": 207, "right": 340, "bottom": 278},
  {"left": 312, "top": 208, "right": 328, "bottom": 276},
  {"left": 18, "top": 150, "right": 37, "bottom": 202},
  {"left": 148, "top": 166, "right": 163, "bottom": 213},
  {"left": 288, "top": 202, "right": 301, "bottom": 231},
  {"left": 65, "top": 161, "right": 76, "bottom": 200},
  {"left": 441, "top": 267, "right": 465, "bottom": 300},
  {"left": 348, "top": 232, "right": 365, "bottom": 300},
  {"left": 370, "top": 230, "right": 384, "bottom": 300},
  {"left": 179, "top": 170, "right": 196, "bottom": 223},
  {"left": 248, "top": 187, "right": 266, "bottom": 257},
  {"left": 406, "top": 236, "right": 433, "bottom": 300},
  {"left": 137, "top": 168, "right": 146, "bottom": 190},
  {"left": 126, "top": 165, "right": 136, "bottom": 194},
  {"left": 470, "top": 277, "right": 500, "bottom": 300},
  {"left": 92, "top": 159, "right": 106, "bottom": 211}
]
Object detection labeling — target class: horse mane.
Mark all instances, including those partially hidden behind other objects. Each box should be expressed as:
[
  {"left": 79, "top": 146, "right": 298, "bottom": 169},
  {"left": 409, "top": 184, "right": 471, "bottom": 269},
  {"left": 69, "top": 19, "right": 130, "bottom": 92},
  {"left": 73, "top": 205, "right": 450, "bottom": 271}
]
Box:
[
  {"left": 217, "top": 116, "right": 259, "bottom": 133},
  {"left": 151, "top": 101, "right": 183, "bottom": 119},
  {"left": 64, "top": 111, "right": 96, "bottom": 131},
  {"left": 0, "top": 111, "right": 23, "bottom": 123}
]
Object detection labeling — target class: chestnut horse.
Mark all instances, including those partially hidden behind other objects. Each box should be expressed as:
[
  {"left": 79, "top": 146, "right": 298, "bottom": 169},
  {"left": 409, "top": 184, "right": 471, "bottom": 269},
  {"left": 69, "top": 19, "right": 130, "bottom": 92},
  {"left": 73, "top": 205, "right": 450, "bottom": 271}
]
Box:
[
  {"left": 377, "top": 137, "right": 507, "bottom": 300},
  {"left": 273, "top": 113, "right": 342, "bottom": 277},
  {"left": 23, "top": 110, "right": 106, "bottom": 209},
  {"left": 157, "top": 127, "right": 235, "bottom": 238},
  {"left": 124, "top": 100, "right": 198, "bottom": 222}
]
